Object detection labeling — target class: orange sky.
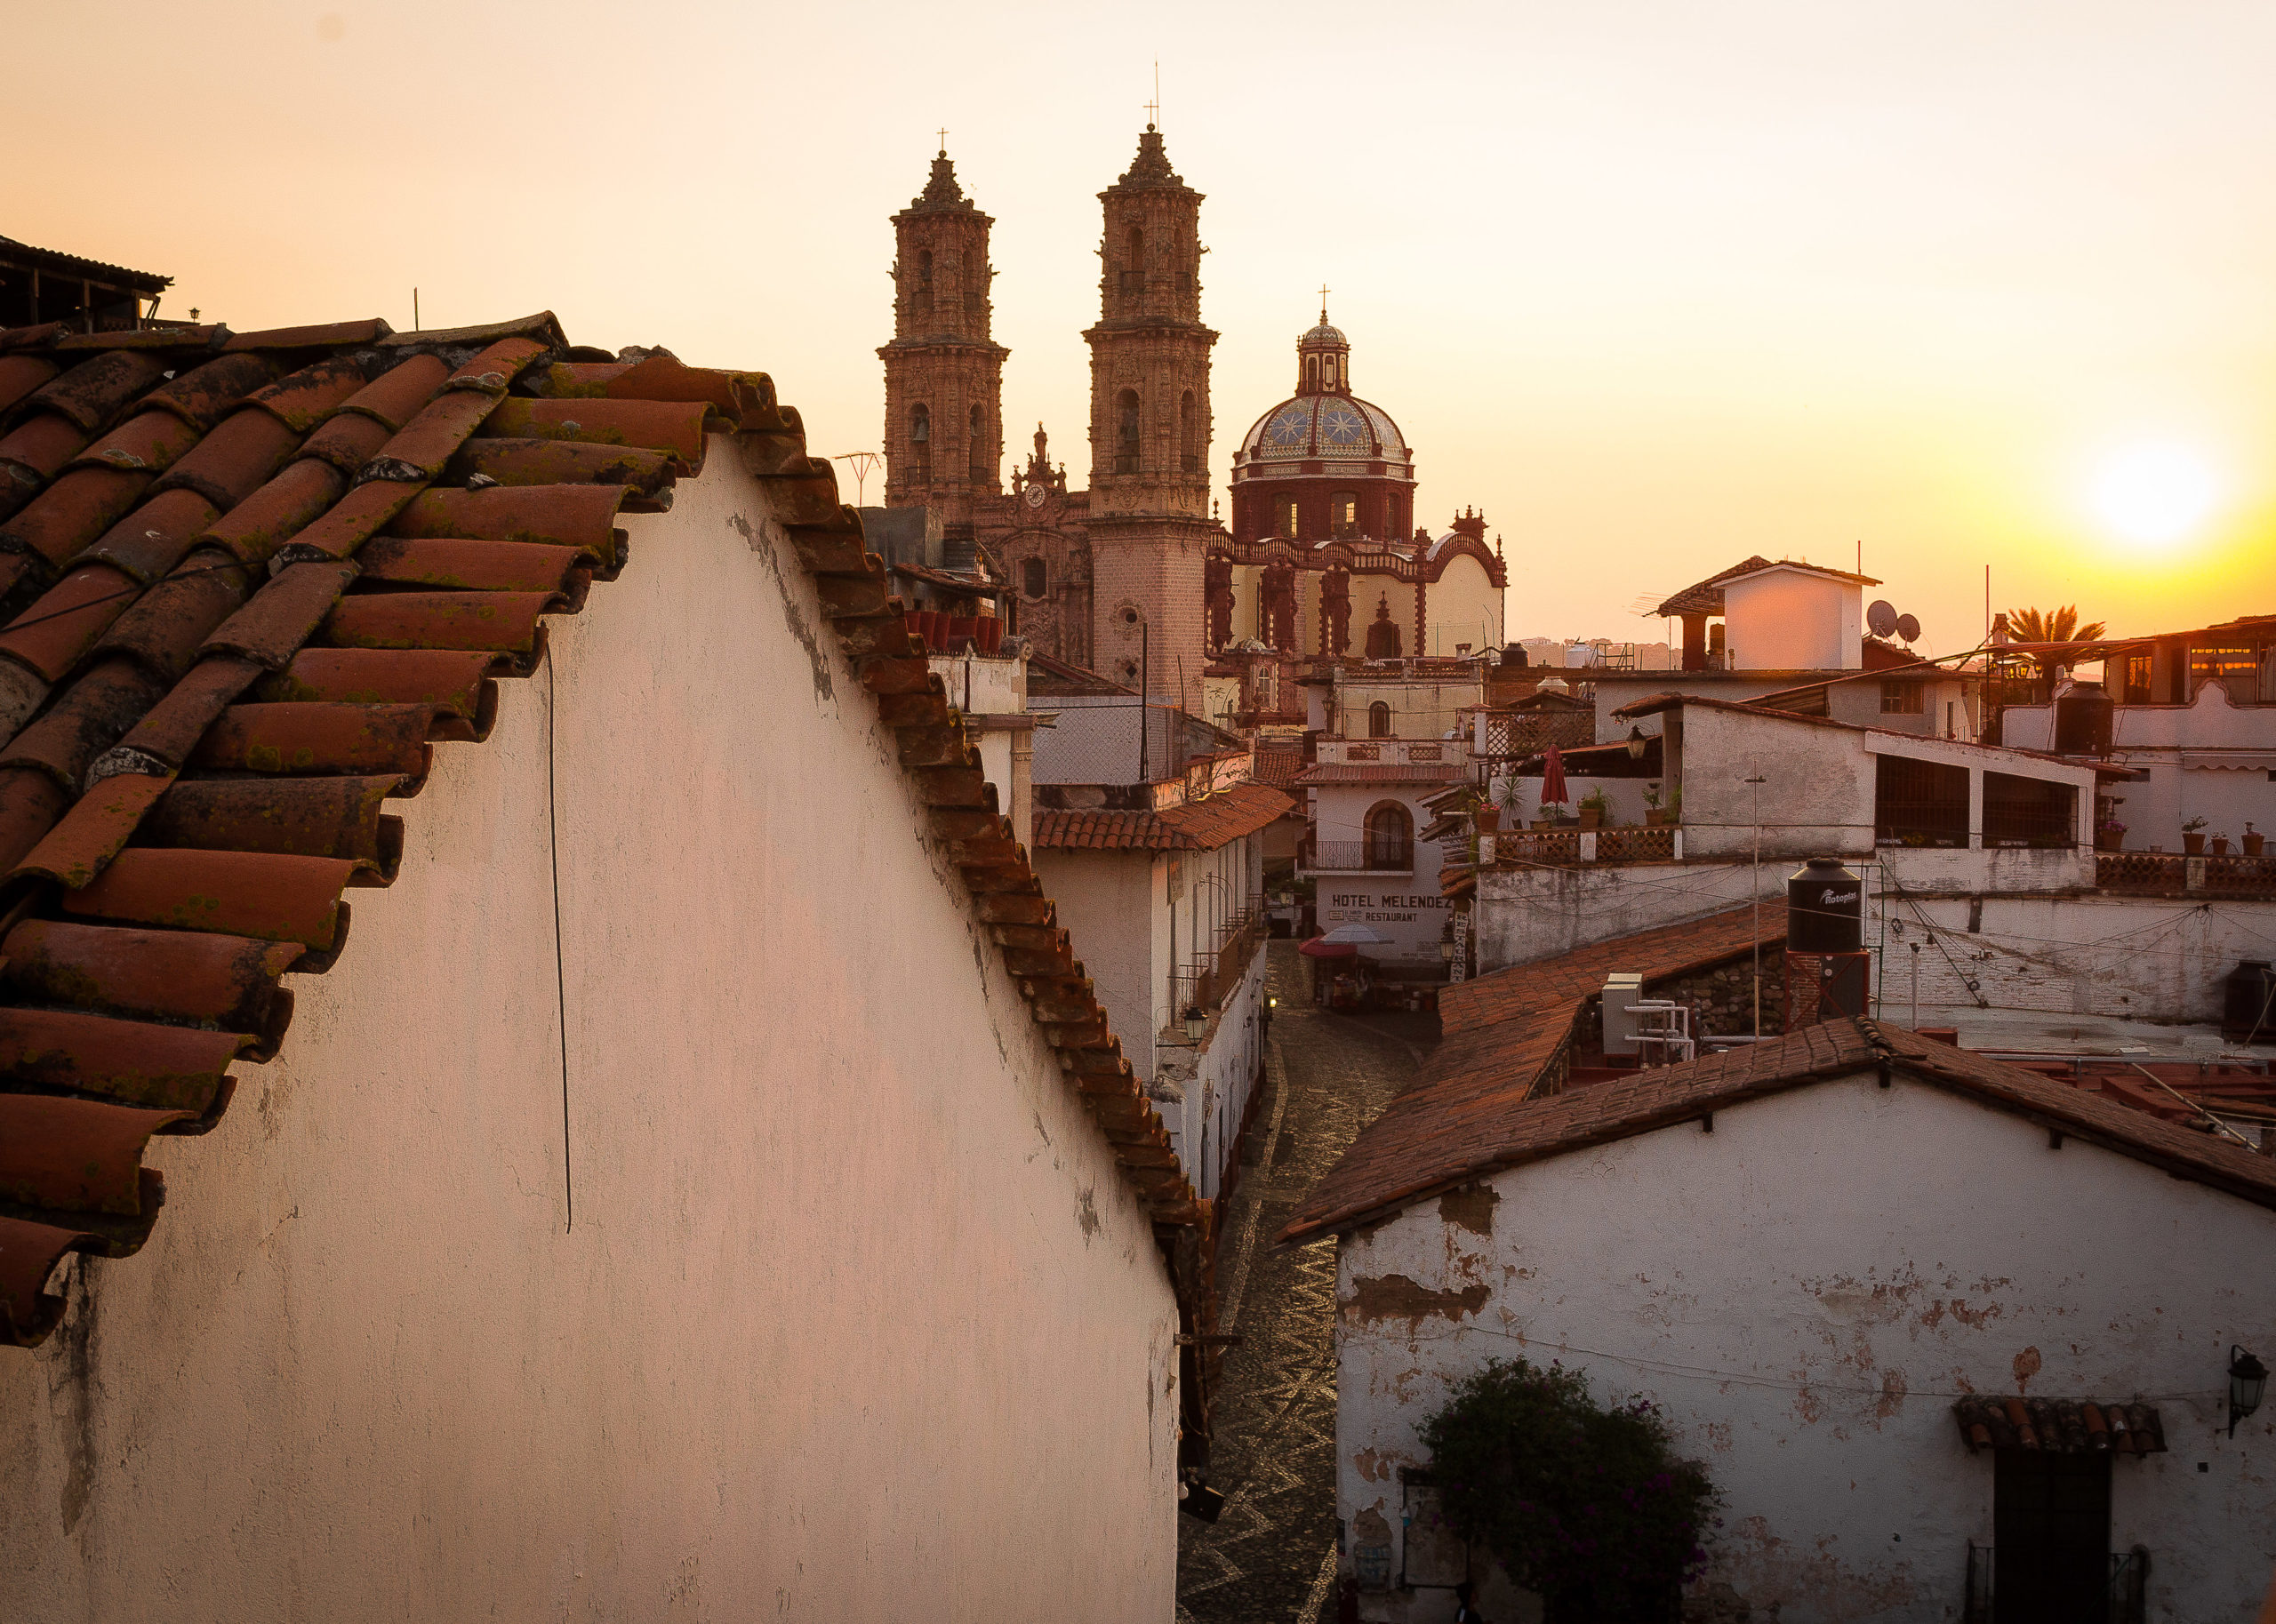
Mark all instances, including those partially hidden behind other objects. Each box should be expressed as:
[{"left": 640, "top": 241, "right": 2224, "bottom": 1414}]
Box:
[{"left": 13, "top": 0, "right": 2275, "bottom": 654}]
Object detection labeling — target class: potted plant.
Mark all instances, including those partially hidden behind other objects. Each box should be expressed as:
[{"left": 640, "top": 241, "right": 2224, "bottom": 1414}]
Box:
[
  {"left": 2246, "top": 822, "right": 2265, "bottom": 858},
  {"left": 2096, "top": 818, "right": 2127, "bottom": 852},
  {"left": 2212, "top": 833, "right": 2232, "bottom": 856},
  {"left": 1643, "top": 781, "right": 1666, "bottom": 827},
  {"left": 2183, "top": 815, "right": 2208, "bottom": 855},
  {"left": 1577, "top": 786, "right": 1613, "bottom": 830},
  {"left": 1464, "top": 784, "right": 1501, "bottom": 836}
]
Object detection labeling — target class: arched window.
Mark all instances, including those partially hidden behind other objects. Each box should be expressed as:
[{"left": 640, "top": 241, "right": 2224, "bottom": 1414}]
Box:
[
  {"left": 1367, "top": 700, "right": 1392, "bottom": 738},
  {"left": 968, "top": 404, "right": 987, "bottom": 482},
  {"left": 911, "top": 403, "right": 930, "bottom": 483},
  {"left": 1323, "top": 356, "right": 1338, "bottom": 390},
  {"left": 1303, "top": 355, "right": 1318, "bottom": 393},
  {"left": 1277, "top": 496, "right": 1299, "bottom": 539},
  {"left": 1331, "top": 492, "right": 1359, "bottom": 537},
  {"left": 1023, "top": 557, "right": 1046, "bottom": 599},
  {"left": 917, "top": 249, "right": 933, "bottom": 310},
  {"left": 1386, "top": 492, "right": 1404, "bottom": 538},
  {"left": 1116, "top": 388, "right": 1141, "bottom": 474},
  {"left": 1179, "top": 390, "right": 1198, "bottom": 474},
  {"left": 1363, "top": 802, "right": 1413, "bottom": 870}
]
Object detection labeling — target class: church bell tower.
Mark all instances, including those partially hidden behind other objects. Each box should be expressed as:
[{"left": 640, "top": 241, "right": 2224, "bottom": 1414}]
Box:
[
  {"left": 1083, "top": 124, "right": 1218, "bottom": 713},
  {"left": 878, "top": 146, "right": 1008, "bottom": 538}
]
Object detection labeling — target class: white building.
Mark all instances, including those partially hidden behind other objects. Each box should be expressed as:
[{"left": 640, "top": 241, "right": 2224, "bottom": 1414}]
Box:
[
  {"left": 1466, "top": 695, "right": 2103, "bottom": 978},
  {"left": 1994, "top": 614, "right": 2276, "bottom": 857},
  {"left": 0, "top": 316, "right": 1213, "bottom": 1618},
  {"left": 1028, "top": 681, "right": 1286, "bottom": 1196},
  {"left": 1281, "top": 1017, "right": 2276, "bottom": 1624}
]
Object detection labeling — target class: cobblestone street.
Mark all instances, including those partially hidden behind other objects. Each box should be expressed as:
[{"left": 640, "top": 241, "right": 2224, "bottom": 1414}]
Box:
[{"left": 1177, "top": 942, "right": 1433, "bottom": 1624}]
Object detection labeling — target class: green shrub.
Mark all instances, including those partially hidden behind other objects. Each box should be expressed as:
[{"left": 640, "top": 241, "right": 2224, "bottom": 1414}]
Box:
[{"left": 1418, "top": 1357, "right": 1719, "bottom": 1621}]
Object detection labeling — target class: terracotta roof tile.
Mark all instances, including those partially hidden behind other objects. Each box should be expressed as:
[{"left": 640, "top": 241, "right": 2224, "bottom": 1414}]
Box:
[
  {"left": 1279, "top": 906, "right": 1783, "bottom": 1243},
  {"left": 1033, "top": 782, "right": 1292, "bottom": 851},
  {"left": 1293, "top": 761, "right": 1462, "bottom": 785},
  {"left": 1281, "top": 998, "right": 2276, "bottom": 1244},
  {"left": 0, "top": 313, "right": 1221, "bottom": 1410}
]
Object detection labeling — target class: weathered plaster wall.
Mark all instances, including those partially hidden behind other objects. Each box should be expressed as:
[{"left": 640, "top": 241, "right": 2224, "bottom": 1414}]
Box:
[
  {"left": 1877, "top": 889, "right": 2276, "bottom": 1023},
  {"left": 1037, "top": 846, "right": 1166, "bottom": 1082},
  {"left": 1, "top": 443, "right": 1182, "bottom": 1622},
  {"left": 1334, "top": 1073, "right": 2276, "bottom": 1623},
  {"left": 1473, "top": 860, "right": 1790, "bottom": 974}
]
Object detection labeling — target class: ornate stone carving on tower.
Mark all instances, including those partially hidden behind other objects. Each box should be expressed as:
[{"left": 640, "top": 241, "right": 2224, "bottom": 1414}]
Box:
[
  {"left": 1081, "top": 124, "right": 1218, "bottom": 711},
  {"left": 878, "top": 147, "right": 1007, "bottom": 541}
]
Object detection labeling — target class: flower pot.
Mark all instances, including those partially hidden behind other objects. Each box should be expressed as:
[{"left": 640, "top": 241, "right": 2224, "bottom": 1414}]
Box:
[
  {"left": 1579, "top": 809, "right": 1603, "bottom": 829},
  {"left": 2212, "top": 838, "right": 2232, "bottom": 856},
  {"left": 1530, "top": 819, "right": 1559, "bottom": 830},
  {"left": 2246, "top": 834, "right": 2266, "bottom": 857},
  {"left": 1474, "top": 807, "right": 1502, "bottom": 836},
  {"left": 1645, "top": 811, "right": 1668, "bottom": 827},
  {"left": 2096, "top": 831, "right": 2124, "bottom": 852},
  {"left": 2184, "top": 833, "right": 2206, "bottom": 855}
]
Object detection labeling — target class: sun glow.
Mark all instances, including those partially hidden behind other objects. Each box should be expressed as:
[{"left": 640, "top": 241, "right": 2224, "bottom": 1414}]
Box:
[{"left": 2089, "top": 442, "right": 2222, "bottom": 548}]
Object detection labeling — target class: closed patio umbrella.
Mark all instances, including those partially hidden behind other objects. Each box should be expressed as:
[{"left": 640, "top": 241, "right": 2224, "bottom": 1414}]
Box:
[{"left": 1540, "top": 743, "right": 1569, "bottom": 810}]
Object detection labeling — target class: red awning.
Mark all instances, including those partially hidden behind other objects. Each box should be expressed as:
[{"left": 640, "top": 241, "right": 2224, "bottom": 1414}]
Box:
[{"left": 1298, "top": 938, "right": 1359, "bottom": 959}]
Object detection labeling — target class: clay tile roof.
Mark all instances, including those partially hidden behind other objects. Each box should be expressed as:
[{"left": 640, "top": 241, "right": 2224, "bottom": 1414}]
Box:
[
  {"left": 1034, "top": 782, "right": 1292, "bottom": 852},
  {"left": 1253, "top": 741, "right": 1304, "bottom": 790},
  {"left": 1281, "top": 991, "right": 2276, "bottom": 1244},
  {"left": 1278, "top": 906, "right": 1784, "bottom": 1243},
  {"left": 1652, "top": 556, "right": 1774, "bottom": 619},
  {"left": 0, "top": 312, "right": 1221, "bottom": 1362},
  {"left": 1293, "top": 762, "right": 1462, "bottom": 785}
]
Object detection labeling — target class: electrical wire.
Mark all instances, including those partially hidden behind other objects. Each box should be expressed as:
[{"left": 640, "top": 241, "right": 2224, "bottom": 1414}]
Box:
[{"left": 0, "top": 560, "right": 249, "bottom": 634}]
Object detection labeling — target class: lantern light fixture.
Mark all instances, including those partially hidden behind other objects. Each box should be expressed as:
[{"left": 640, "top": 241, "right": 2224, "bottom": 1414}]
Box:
[
  {"left": 1627, "top": 725, "right": 1649, "bottom": 761},
  {"left": 2230, "top": 1345, "right": 2268, "bottom": 1437},
  {"left": 1183, "top": 1006, "right": 1206, "bottom": 1043}
]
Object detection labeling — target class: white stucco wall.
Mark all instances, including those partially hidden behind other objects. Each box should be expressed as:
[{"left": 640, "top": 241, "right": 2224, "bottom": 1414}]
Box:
[
  {"left": 1723, "top": 568, "right": 1863, "bottom": 672},
  {"left": 1472, "top": 859, "right": 1790, "bottom": 974},
  {"left": 2, "top": 440, "right": 1182, "bottom": 1622},
  {"left": 2004, "top": 684, "right": 2276, "bottom": 852},
  {"left": 1334, "top": 1073, "right": 2276, "bottom": 1623}
]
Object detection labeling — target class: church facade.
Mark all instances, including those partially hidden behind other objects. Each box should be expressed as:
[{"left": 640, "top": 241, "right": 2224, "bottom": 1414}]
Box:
[{"left": 877, "top": 130, "right": 1505, "bottom": 718}]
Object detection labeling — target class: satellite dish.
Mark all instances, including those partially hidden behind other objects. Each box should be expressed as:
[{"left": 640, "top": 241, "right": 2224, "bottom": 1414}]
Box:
[
  {"left": 1895, "top": 612, "right": 1920, "bottom": 644},
  {"left": 1867, "top": 599, "right": 1899, "bottom": 638}
]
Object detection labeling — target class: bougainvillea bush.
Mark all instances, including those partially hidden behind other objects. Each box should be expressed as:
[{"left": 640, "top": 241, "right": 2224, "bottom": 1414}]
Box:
[{"left": 1419, "top": 1357, "right": 1719, "bottom": 1621}]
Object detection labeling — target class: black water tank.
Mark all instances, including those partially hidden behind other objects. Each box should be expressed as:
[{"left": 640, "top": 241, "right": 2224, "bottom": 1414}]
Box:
[
  {"left": 2054, "top": 683, "right": 2114, "bottom": 755},
  {"left": 1789, "top": 858, "right": 1863, "bottom": 953},
  {"left": 2224, "top": 961, "right": 2276, "bottom": 1043}
]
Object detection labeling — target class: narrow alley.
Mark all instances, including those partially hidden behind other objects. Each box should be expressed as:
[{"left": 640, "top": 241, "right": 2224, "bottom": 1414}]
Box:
[{"left": 1176, "top": 942, "right": 1432, "bottom": 1624}]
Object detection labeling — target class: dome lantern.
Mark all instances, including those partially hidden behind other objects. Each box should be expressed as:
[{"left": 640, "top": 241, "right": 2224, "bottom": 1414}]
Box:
[{"left": 1296, "top": 288, "right": 1350, "bottom": 396}]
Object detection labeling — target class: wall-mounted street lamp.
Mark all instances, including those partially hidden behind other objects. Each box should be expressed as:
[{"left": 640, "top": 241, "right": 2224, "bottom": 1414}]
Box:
[
  {"left": 1184, "top": 1007, "right": 1206, "bottom": 1042},
  {"left": 1627, "top": 725, "right": 1650, "bottom": 761},
  {"left": 2230, "top": 1345, "right": 2268, "bottom": 1436}
]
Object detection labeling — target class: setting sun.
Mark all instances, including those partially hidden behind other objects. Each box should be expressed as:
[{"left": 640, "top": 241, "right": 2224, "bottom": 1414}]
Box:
[{"left": 2089, "top": 441, "right": 2223, "bottom": 548}]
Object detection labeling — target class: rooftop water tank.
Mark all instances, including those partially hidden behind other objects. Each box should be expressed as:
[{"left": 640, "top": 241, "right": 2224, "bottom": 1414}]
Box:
[{"left": 1788, "top": 858, "right": 1863, "bottom": 954}]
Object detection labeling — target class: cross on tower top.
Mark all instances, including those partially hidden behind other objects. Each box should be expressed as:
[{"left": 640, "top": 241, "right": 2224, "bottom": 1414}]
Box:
[
  {"left": 935, "top": 127, "right": 948, "bottom": 155},
  {"left": 1142, "top": 98, "right": 1158, "bottom": 130},
  {"left": 1318, "top": 284, "right": 1331, "bottom": 324}
]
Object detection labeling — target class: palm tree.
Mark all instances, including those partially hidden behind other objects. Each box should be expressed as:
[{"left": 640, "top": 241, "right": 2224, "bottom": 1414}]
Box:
[{"left": 2004, "top": 604, "right": 2108, "bottom": 684}]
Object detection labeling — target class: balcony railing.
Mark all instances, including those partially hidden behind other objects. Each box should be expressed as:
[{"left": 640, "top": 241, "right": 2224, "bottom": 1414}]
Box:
[
  {"left": 1305, "top": 840, "right": 1413, "bottom": 874},
  {"left": 1173, "top": 908, "right": 1265, "bottom": 1021},
  {"left": 1488, "top": 826, "right": 1678, "bottom": 868},
  {"left": 2099, "top": 851, "right": 2276, "bottom": 896}
]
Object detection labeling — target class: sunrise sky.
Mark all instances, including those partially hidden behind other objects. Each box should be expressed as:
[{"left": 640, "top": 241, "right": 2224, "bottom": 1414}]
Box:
[{"left": 14, "top": 0, "right": 2275, "bottom": 653}]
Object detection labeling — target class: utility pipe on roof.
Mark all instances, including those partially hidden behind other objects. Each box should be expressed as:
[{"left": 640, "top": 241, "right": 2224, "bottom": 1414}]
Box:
[{"left": 2128, "top": 1063, "right": 2259, "bottom": 1150}]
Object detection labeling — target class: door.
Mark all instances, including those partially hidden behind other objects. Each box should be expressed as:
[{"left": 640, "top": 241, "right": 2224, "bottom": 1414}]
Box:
[{"left": 1993, "top": 1449, "right": 2110, "bottom": 1624}]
